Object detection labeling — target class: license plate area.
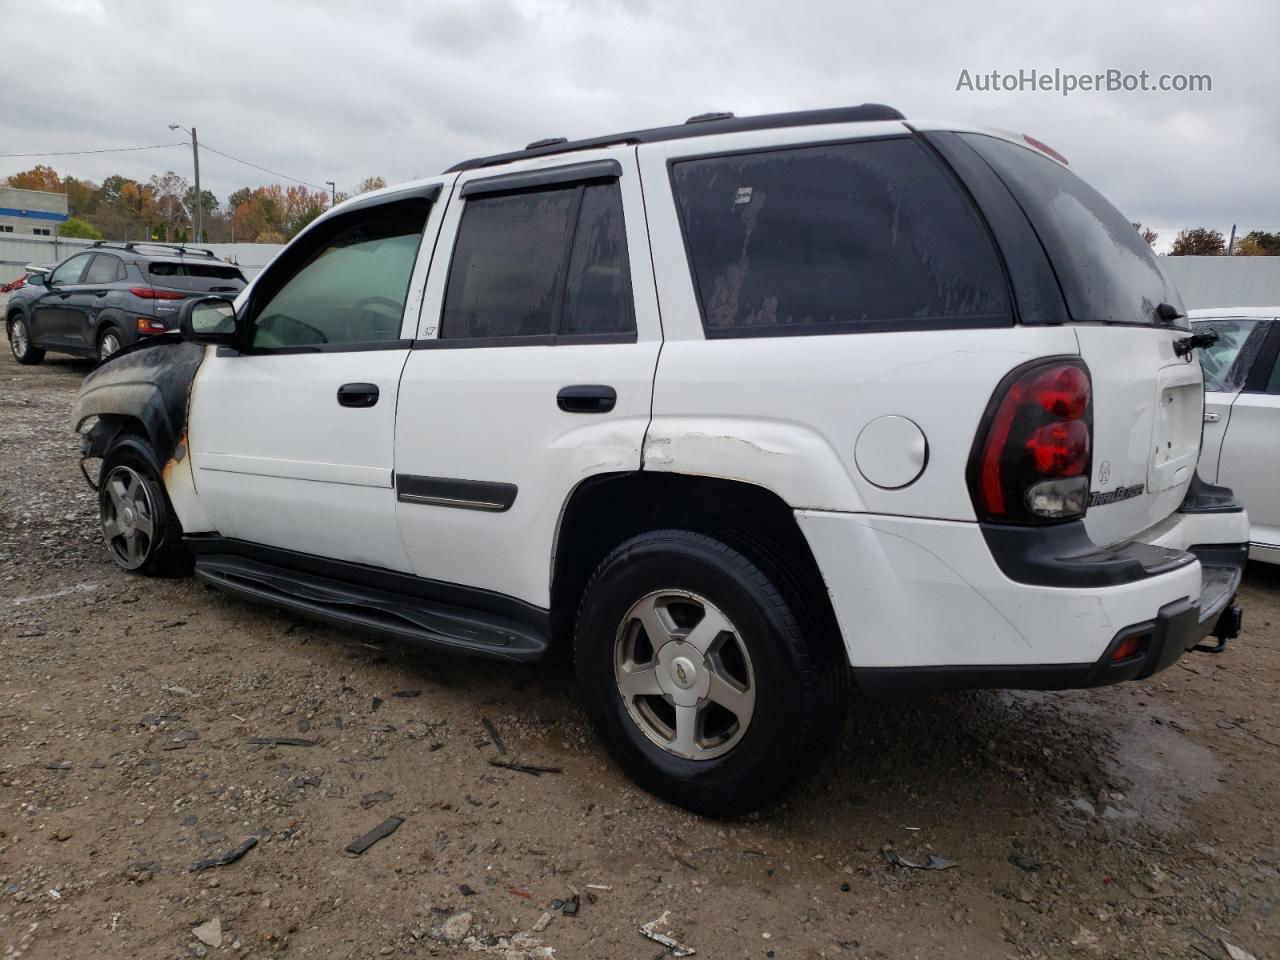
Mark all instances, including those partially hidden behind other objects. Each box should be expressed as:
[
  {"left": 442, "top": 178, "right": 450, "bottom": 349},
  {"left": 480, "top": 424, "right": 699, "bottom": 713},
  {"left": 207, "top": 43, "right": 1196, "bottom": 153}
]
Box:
[{"left": 1148, "top": 364, "right": 1203, "bottom": 494}]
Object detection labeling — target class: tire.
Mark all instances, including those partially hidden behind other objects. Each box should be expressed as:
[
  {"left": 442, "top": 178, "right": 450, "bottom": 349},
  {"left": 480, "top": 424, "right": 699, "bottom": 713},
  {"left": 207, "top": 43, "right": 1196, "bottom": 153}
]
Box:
[
  {"left": 98, "top": 434, "right": 191, "bottom": 577},
  {"left": 574, "top": 528, "right": 847, "bottom": 816},
  {"left": 8, "top": 316, "right": 45, "bottom": 365},
  {"left": 97, "top": 325, "right": 123, "bottom": 361}
]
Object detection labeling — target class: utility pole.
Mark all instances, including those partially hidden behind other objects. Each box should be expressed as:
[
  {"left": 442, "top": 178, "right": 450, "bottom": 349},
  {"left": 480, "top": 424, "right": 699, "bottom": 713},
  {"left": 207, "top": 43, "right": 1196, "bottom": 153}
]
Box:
[
  {"left": 1227, "top": 223, "right": 1236, "bottom": 255},
  {"left": 326, "top": 180, "right": 336, "bottom": 207},
  {"left": 191, "top": 127, "right": 202, "bottom": 242}
]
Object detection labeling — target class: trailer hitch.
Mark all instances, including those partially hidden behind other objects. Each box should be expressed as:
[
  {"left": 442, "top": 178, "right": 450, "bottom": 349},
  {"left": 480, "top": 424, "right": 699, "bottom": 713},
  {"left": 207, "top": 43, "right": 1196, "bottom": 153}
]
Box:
[{"left": 1193, "top": 604, "right": 1242, "bottom": 654}]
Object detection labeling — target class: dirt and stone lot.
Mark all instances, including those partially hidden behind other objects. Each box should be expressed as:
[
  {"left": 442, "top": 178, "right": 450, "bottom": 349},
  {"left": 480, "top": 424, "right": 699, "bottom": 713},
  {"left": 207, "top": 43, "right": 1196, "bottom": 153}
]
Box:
[{"left": 2, "top": 344, "right": 1278, "bottom": 960}]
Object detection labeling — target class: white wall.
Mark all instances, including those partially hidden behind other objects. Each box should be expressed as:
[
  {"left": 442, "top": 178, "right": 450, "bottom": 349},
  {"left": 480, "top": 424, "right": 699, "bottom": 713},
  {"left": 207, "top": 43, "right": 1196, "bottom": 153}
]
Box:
[
  {"left": 0, "top": 235, "right": 283, "bottom": 279},
  {"left": 1161, "top": 256, "right": 1280, "bottom": 310}
]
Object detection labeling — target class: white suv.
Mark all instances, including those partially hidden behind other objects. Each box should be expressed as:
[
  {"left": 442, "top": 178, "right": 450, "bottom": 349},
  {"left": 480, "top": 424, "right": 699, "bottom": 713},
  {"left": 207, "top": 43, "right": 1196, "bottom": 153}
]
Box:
[{"left": 73, "top": 105, "right": 1249, "bottom": 815}]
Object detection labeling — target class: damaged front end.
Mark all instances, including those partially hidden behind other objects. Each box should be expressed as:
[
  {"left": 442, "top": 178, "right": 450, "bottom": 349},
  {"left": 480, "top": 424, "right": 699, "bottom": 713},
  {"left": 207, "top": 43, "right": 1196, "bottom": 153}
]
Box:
[{"left": 72, "top": 336, "right": 207, "bottom": 488}]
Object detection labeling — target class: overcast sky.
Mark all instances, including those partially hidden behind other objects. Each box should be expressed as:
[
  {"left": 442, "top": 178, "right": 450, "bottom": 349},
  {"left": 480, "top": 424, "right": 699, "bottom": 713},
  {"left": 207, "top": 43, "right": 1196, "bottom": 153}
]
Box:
[{"left": 3, "top": 0, "right": 1277, "bottom": 250}]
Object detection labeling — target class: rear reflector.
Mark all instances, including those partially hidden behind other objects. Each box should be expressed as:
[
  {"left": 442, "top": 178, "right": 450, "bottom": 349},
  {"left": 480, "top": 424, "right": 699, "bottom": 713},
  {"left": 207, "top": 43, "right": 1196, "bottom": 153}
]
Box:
[
  {"left": 1111, "top": 634, "right": 1146, "bottom": 661},
  {"left": 136, "top": 317, "right": 168, "bottom": 333},
  {"left": 130, "top": 287, "right": 185, "bottom": 300}
]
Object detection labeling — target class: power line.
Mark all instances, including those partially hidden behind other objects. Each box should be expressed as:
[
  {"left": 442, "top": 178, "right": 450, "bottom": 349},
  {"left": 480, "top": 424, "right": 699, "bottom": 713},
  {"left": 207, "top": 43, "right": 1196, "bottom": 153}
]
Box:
[
  {"left": 0, "top": 141, "right": 187, "bottom": 158},
  {"left": 197, "top": 141, "right": 326, "bottom": 191}
]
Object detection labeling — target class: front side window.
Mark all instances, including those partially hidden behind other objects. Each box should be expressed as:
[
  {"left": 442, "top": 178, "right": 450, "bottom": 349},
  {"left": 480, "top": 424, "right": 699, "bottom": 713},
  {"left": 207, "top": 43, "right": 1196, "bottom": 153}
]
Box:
[
  {"left": 672, "top": 138, "right": 1010, "bottom": 337},
  {"left": 1195, "top": 318, "right": 1263, "bottom": 393},
  {"left": 249, "top": 199, "right": 429, "bottom": 349},
  {"left": 440, "top": 180, "right": 635, "bottom": 341},
  {"left": 50, "top": 253, "right": 92, "bottom": 285},
  {"left": 84, "top": 254, "right": 122, "bottom": 285}
]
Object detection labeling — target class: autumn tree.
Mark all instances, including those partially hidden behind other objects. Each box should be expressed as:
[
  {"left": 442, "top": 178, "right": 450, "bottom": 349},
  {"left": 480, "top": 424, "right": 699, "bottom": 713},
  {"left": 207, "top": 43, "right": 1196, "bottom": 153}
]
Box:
[
  {"left": 149, "top": 171, "right": 191, "bottom": 241},
  {"left": 1131, "top": 222, "right": 1159, "bottom": 246},
  {"left": 1234, "top": 231, "right": 1280, "bottom": 256},
  {"left": 354, "top": 176, "right": 386, "bottom": 195},
  {"left": 1170, "top": 228, "right": 1226, "bottom": 256},
  {"left": 3, "top": 165, "right": 63, "bottom": 192}
]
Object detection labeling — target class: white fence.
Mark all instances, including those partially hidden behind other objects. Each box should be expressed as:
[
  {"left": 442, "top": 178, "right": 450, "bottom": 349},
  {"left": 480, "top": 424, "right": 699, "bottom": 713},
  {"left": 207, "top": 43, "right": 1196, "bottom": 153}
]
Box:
[
  {"left": 1160, "top": 256, "right": 1280, "bottom": 310},
  {"left": 0, "top": 235, "right": 283, "bottom": 280}
]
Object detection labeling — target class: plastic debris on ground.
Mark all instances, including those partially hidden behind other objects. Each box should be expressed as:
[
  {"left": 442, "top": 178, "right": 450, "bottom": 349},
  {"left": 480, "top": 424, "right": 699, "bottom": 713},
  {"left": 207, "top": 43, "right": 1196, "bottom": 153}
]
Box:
[{"left": 640, "top": 910, "right": 696, "bottom": 957}]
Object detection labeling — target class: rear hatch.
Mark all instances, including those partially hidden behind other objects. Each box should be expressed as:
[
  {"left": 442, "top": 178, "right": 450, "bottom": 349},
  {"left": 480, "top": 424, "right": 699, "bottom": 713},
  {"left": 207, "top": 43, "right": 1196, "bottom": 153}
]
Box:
[
  {"left": 147, "top": 259, "right": 246, "bottom": 296},
  {"left": 961, "top": 133, "right": 1200, "bottom": 547}
]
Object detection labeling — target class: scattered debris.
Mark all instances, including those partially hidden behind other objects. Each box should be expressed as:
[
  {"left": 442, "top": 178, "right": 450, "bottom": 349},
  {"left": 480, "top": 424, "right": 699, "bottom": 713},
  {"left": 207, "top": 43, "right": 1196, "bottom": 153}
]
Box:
[
  {"left": 192, "top": 918, "right": 223, "bottom": 948},
  {"left": 458, "top": 883, "right": 477, "bottom": 896},
  {"left": 371, "top": 697, "right": 383, "bottom": 712},
  {"left": 640, "top": 911, "right": 696, "bottom": 957},
  {"left": 527, "top": 911, "right": 553, "bottom": 933},
  {"left": 585, "top": 884, "right": 612, "bottom": 891},
  {"left": 173, "top": 730, "right": 200, "bottom": 741},
  {"left": 481, "top": 717, "right": 507, "bottom": 755},
  {"left": 162, "top": 620, "right": 187, "bottom": 629},
  {"left": 442, "top": 911, "right": 472, "bottom": 943},
  {"left": 392, "top": 690, "right": 421, "bottom": 698},
  {"left": 1008, "top": 853, "right": 1042, "bottom": 873},
  {"left": 45, "top": 762, "right": 71, "bottom": 770},
  {"left": 1221, "top": 941, "right": 1259, "bottom": 960},
  {"left": 560, "top": 894, "right": 580, "bottom": 916},
  {"left": 882, "top": 847, "right": 958, "bottom": 871},
  {"left": 510, "top": 888, "right": 533, "bottom": 898},
  {"left": 359, "top": 790, "right": 393, "bottom": 809},
  {"left": 344, "top": 816, "right": 404, "bottom": 855},
  {"left": 488, "top": 759, "right": 561, "bottom": 776},
  {"left": 247, "top": 737, "right": 317, "bottom": 747},
  {"left": 189, "top": 837, "right": 257, "bottom": 872}
]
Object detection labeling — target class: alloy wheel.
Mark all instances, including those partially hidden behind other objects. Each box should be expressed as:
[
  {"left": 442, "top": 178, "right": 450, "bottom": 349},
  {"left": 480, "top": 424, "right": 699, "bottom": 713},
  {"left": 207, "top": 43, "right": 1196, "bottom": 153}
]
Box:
[
  {"left": 10, "top": 320, "right": 28, "bottom": 359},
  {"left": 614, "top": 589, "right": 756, "bottom": 760},
  {"left": 99, "top": 331, "right": 121, "bottom": 360},
  {"left": 101, "top": 465, "right": 156, "bottom": 570}
]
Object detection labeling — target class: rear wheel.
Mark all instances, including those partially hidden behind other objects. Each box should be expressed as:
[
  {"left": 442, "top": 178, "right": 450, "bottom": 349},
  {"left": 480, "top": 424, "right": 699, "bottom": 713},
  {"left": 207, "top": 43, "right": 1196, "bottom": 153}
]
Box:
[
  {"left": 98, "top": 435, "right": 190, "bottom": 577},
  {"left": 574, "top": 529, "right": 847, "bottom": 816},
  {"left": 97, "top": 325, "right": 122, "bottom": 361},
  {"left": 8, "top": 317, "right": 45, "bottom": 365}
]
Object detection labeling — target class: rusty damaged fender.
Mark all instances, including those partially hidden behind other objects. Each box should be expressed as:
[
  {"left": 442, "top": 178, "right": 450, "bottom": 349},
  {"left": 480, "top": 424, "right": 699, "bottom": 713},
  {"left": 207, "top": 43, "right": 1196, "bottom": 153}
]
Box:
[{"left": 71, "top": 335, "right": 206, "bottom": 469}]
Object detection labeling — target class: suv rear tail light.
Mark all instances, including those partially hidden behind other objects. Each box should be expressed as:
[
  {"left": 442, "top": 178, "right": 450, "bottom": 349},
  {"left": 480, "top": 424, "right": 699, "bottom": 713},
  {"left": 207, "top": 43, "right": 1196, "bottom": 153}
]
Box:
[
  {"left": 130, "top": 287, "right": 185, "bottom": 300},
  {"left": 968, "top": 358, "right": 1093, "bottom": 524}
]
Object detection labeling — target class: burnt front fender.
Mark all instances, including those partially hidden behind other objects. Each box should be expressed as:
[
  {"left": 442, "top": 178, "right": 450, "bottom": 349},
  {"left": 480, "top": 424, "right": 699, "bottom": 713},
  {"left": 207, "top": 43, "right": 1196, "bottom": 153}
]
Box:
[{"left": 72, "top": 338, "right": 206, "bottom": 464}]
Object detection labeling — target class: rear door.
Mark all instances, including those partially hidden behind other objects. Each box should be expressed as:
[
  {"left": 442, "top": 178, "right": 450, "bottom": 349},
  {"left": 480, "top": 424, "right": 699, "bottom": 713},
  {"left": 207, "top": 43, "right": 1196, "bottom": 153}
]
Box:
[
  {"left": 188, "top": 187, "right": 445, "bottom": 572},
  {"left": 70, "top": 253, "right": 125, "bottom": 348},
  {"left": 393, "top": 151, "right": 661, "bottom": 607},
  {"left": 1217, "top": 322, "right": 1280, "bottom": 551},
  {"left": 1193, "top": 317, "right": 1273, "bottom": 480},
  {"left": 957, "top": 134, "right": 1203, "bottom": 546}
]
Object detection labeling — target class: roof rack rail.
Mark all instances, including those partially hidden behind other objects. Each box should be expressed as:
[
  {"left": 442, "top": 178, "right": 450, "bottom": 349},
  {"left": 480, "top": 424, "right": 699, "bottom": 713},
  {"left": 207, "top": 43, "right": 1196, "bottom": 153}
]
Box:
[
  {"left": 445, "top": 103, "right": 905, "bottom": 173},
  {"left": 90, "top": 240, "right": 220, "bottom": 259}
]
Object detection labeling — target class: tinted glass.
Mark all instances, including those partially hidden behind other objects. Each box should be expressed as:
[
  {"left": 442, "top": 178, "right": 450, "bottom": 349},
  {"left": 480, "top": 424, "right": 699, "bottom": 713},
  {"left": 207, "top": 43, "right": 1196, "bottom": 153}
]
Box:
[
  {"left": 672, "top": 139, "right": 1010, "bottom": 336},
  {"left": 51, "top": 254, "right": 92, "bottom": 285},
  {"left": 1195, "top": 318, "right": 1262, "bottom": 393},
  {"left": 150, "top": 262, "right": 245, "bottom": 281},
  {"left": 562, "top": 184, "right": 634, "bottom": 336},
  {"left": 84, "top": 255, "right": 121, "bottom": 285},
  {"left": 442, "top": 188, "right": 579, "bottom": 339},
  {"left": 250, "top": 201, "right": 427, "bottom": 349},
  {"left": 961, "top": 134, "right": 1183, "bottom": 326}
]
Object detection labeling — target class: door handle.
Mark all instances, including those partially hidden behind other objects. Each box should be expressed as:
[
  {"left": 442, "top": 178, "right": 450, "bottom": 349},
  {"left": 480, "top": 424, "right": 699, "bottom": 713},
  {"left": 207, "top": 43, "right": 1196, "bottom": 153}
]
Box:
[
  {"left": 557, "top": 384, "right": 616, "bottom": 414},
  {"left": 1204, "top": 411, "right": 1221, "bottom": 423},
  {"left": 337, "top": 382, "right": 380, "bottom": 408},
  {"left": 92, "top": 290, "right": 109, "bottom": 297}
]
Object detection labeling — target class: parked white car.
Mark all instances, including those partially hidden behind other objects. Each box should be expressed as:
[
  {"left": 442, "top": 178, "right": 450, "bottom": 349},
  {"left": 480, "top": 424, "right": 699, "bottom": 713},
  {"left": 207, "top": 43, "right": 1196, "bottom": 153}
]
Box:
[
  {"left": 71, "top": 106, "right": 1249, "bottom": 814},
  {"left": 1193, "top": 308, "right": 1280, "bottom": 564}
]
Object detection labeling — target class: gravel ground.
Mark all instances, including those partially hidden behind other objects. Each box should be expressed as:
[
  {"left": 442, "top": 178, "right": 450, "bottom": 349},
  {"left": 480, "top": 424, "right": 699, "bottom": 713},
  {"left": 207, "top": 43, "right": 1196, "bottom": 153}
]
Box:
[{"left": 2, "top": 343, "right": 1279, "bottom": 960}]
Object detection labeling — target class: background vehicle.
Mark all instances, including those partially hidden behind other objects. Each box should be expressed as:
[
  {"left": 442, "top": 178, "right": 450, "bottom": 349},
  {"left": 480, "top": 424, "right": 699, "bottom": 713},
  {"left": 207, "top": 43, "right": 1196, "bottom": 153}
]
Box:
[
  {"left": 71, "top": 106, "right": 1248, "bottom": 815},
  {"left": 6, "top": 242, "right": 245, "bottom": 364},
  {"left": 1193, "top": 308, "right": 1280, "bottom": 564}
]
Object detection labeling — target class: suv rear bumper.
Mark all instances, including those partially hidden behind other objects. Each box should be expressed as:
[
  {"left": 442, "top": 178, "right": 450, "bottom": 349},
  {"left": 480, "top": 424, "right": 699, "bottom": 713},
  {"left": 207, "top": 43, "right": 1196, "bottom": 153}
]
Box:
[{"left": 795, "top": 485, "right": 1249, "bottom": 699}]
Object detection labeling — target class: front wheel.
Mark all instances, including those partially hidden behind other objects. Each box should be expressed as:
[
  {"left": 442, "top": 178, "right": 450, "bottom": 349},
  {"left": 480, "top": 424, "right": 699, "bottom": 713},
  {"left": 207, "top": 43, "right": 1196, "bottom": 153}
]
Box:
[
  {"left": 98, "top": 435, "right": 190, "bottom": 576},
  {"left": 574, "top": 529, "right": 847, "bottom": 816},
  {"left": 8, "top": 317, "right": 45, "bottom": 365}
]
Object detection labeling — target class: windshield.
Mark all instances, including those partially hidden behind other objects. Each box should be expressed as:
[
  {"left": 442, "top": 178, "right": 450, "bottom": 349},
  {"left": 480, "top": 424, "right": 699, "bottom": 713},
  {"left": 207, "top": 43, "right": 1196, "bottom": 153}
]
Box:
[{"left": 960, "top": 134, "right": 1185, "bottom": 327}]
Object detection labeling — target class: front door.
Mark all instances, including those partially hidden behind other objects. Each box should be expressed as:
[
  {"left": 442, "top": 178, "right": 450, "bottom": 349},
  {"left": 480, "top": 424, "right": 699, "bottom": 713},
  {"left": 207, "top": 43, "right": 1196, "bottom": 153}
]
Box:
[
  {"left": 32, "top": 252, "right": 93, "bottom": 346},
  {"left": 188, "top": 187, "right": 447, "bottom": 572},
  {"left": 394, "top": 152, "right": 662, "bottom": 607},
  {"left": 1217, "top": 321, "right": 1280, "bottom": 552},
  {"left": 1196, "top": 316, "right": 1272, "bottom": 481}
]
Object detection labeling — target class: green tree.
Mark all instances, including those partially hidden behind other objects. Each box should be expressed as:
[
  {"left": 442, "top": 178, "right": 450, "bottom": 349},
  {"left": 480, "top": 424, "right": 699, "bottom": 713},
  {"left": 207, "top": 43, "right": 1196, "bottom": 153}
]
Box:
[
  {"left": 59, "top": 217, "right": 103, "bottom": 240},
  {"left": 1170, "top": 228, "right": 1226, "bottom": 256},
  {"left": 1234, "top": 231, "right": 1280, "bottom": 256}
]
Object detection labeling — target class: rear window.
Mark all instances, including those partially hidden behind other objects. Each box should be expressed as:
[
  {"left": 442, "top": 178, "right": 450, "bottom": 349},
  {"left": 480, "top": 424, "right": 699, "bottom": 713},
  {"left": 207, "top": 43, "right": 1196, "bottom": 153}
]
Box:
[
  {"left": 671, "top": 138, "right": 1010, "bottom": 337},
  {"left": 960, "top": 134, "right": 1183, "bottom": 326},
  {"left": 149, "top": 261, "right": 245, "bottom": 281}
]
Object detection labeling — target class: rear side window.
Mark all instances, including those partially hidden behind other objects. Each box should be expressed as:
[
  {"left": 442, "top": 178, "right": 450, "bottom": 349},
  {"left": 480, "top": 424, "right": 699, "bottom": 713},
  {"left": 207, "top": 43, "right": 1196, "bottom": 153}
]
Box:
[
  {"left": 1195, "top": 319, "right": 1264, "bottom": 393},
  {"left": 960, "top": 134, "right": 1183, "bottom": 326},
  {"left": 441, "top": 181, "right": 635, "bottom": 341},
  {"left": 150, "top": 262, "right": 246, "bottom": 281},
  {"left": 671, "top": 138, "right": 1010, "bottom": 337},
  {"left": 84, "top": 254, "right": 123, "bottom": 285}
]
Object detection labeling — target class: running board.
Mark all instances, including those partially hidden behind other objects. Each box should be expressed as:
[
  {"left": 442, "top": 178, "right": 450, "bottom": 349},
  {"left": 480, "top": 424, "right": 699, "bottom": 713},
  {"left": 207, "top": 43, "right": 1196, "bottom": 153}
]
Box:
[{"left": 193, "top": 554, "right": 548, "bottom": 662}]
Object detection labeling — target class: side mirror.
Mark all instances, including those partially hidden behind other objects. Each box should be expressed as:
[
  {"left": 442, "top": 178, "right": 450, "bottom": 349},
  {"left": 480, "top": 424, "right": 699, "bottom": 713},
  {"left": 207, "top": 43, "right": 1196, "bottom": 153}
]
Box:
[
  {"left": 179, "top": 296, "right": 240, "bottom": 346},
  {"left": 25, "top": 272, "right": 46, "bottom": 287}
]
